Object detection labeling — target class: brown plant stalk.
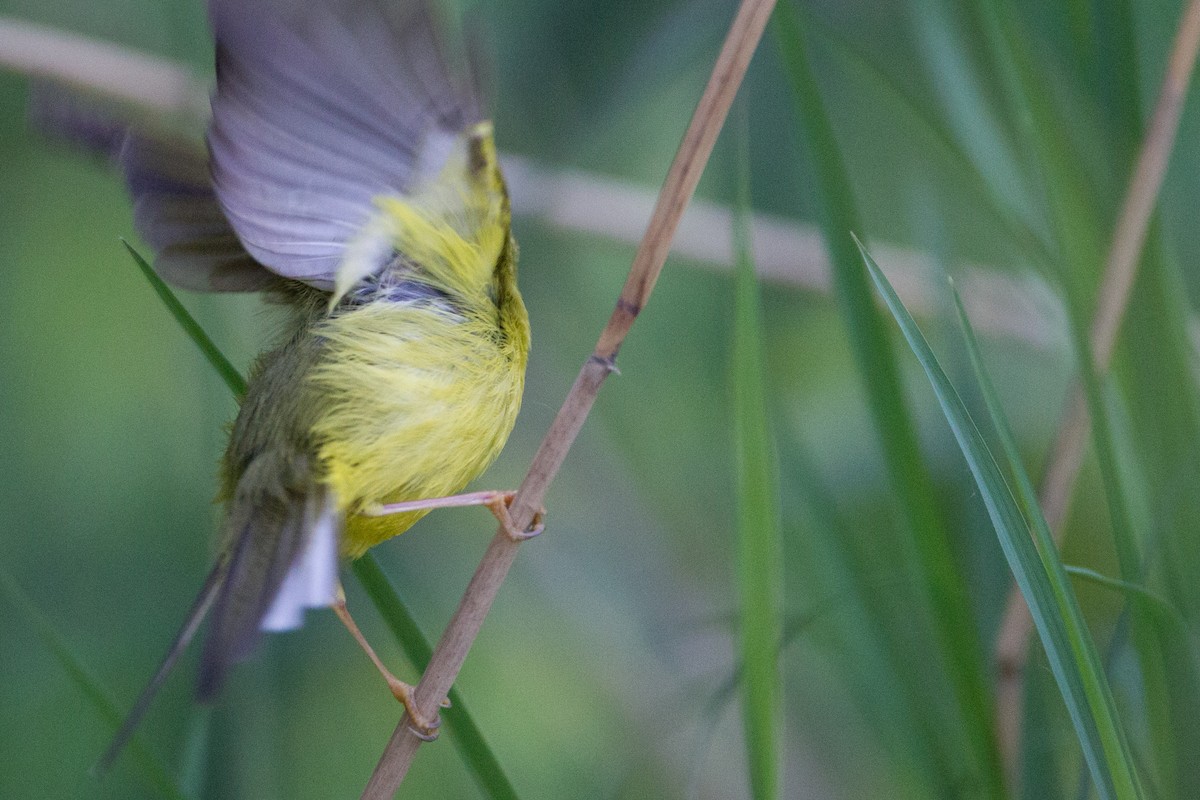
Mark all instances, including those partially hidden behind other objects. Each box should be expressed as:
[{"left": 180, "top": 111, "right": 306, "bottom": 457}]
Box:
[
  {"left": 992, "top": 0, "right": 1200, "bottom": 782},
  {"left": 359, "top": 0, "right": 777, "bottom": 794}
]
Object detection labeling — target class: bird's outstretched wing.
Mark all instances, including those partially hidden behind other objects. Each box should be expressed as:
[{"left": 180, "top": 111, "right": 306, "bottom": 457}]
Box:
[
  {"left": 33, "top": 0, "right": 487, "bottom": 295},
  {"left": 207, "top": 0, "right": 484, "bottom": 289},
  {"left": 27, "top": 86, "right": 275, "bottom": 291},
  {"left": 122, "top": 134, "right": 276, "bottom": 291}
]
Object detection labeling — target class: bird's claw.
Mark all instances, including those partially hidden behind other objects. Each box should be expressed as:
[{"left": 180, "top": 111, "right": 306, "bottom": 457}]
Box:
[
  {"left": 486, "top": 492, "right": 546, "bottom": 542},
  {"left": 389, "top": 678, "right": 443, "bottom": 742}
]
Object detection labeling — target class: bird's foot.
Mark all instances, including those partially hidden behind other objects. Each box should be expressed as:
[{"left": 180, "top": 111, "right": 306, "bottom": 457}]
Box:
[
  {"left": 388, "top": 678, "right": 449, "bottom": 742},
  {"left": 484, "top": 491, "right": 546, "bottom": 542}
]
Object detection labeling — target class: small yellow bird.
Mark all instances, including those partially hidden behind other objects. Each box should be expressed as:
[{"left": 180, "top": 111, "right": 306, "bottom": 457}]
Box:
[{"left": 96, "top": 0, "right": 534, "bottom": 766}]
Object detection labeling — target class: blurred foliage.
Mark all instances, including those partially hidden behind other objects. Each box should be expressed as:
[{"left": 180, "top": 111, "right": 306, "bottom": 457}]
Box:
[{"left": 1, "top": 0, "right": 1199, "bottom": 798}]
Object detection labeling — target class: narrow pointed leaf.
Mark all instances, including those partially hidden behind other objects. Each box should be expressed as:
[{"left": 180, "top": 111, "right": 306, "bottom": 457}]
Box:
[
  {"left": 730, "top": 112, "right": 783, "bottom": 800},
  {"left": 857, "top": 237, "right": 1143, "bottom": 800},
  {"left": 772, "top": 6, "right": 1002, "bottom": 794}
]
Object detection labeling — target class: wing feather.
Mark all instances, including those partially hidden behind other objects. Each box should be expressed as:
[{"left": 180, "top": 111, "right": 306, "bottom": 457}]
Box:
[
  {"left": 207, "top": 0, "right": 481, "bottom": 285},
  {"left": 27, "top": 84, "right": 274, "bottom": 292},
  {"left": 120, "top": 136, "right": 277, "bottom": 292}
]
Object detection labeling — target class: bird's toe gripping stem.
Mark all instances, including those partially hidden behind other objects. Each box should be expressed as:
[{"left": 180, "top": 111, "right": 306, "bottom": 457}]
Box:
[
  {"left": 388, "top": 679, "right": 450, "bottom": 742},
  {"left": 485, "top": 492, "right": 546, "bottom": 542}
]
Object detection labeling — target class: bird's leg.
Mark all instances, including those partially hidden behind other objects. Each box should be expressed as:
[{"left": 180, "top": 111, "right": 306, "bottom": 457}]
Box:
[
  {"left": 361, "top": 490, "right": 545, "bottom": 542},
  {"left": 331, "top": 585, "right": 446, "bottom": 741}
]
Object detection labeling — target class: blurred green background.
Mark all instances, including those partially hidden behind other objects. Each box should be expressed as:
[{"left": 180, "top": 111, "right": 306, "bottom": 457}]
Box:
[{"left": 2, "top": 0, "right": 1199, "bottom": 798}]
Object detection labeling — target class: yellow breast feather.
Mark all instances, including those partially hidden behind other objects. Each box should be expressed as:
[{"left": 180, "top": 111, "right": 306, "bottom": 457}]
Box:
[
  {"left": 309, "top": 123, "right": 528, "bottom": 556},
  {"left": 310, "top": 283, "right": 528, "bottom": 556}
]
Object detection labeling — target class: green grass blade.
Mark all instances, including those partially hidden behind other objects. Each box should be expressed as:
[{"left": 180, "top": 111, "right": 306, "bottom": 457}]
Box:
[
  {"left": 351, "top": 556, "right": 520, "bottom": 800},
  {"left": 947, "top": 281, "right": 1145, "bottom": 800},
  {"left": 968, "top": 9, "right": 1187, "bottom": 794},
  {"left": 772, "top": 5, "right": 1002, "bottom": 795},
  {"left": 730, "top": 110, "right": 783, "bottom": 800},
  {"left": 129, "top": 251, "right": 521, "bottom": 798},
  {"left": 965, "top": 9, "right": 1187, "bottom": 795},
  {"left": 1104, "top": 8, "right": 1200, "bottom": 794},
  {"left": 0, "top": 567, "right": 190, "bottom": 800},
  {"left": 121, "top": 241, "right": 247, "bottom": 398},
  {"left": 857, "top": 238, "right": 1144, "bottom": 800},
  {"left": 1062, "top": 566, "right": 1181, "bottom": 629}
]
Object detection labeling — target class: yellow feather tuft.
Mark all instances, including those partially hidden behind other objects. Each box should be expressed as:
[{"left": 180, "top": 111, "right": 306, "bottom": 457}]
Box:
[
  {"left": 312, "top": 293, "right": 527, "bottom": 556},
  {"left": 307, "top": 121, "right": 528, "bottom": 556},
  {"left": 332, "top": 122, "right": 509, "bottom": 308}
]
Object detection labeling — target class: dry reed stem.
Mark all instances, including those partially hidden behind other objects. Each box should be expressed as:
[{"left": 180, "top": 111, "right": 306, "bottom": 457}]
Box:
[
  {"left": 992, "top": 0, "right": 1200, "bottom": 781},
  {"left": 359, "top": 0, "right": 777, "bottom": 794}
]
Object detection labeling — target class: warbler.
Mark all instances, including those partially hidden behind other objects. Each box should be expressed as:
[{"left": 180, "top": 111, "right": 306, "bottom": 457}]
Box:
[{"left": 94, "top": 0, "right": 534, "bottom": 766}]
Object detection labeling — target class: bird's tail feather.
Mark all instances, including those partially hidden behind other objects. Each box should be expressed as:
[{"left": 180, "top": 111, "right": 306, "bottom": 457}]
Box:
[
  {"left": 99, "top": 463, "right": 339, "bottom": 769},
  {"left": 197, "top": 464, "right": 338, "bottom": 700},
  {"left": 95, "top": 555, "right": 229, "bottom": 773},
  {"left": 262, "top": 492, "right": 340, "bottom": 631}
]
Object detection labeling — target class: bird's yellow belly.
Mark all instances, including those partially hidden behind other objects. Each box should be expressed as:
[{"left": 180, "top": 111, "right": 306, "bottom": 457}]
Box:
[{"left": 306, "top": 301, "right": 526, "bottom": 557}]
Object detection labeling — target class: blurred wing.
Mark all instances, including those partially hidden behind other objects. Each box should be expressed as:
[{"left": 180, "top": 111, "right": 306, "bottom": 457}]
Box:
[
  {"left": 120, "top": 136, "right": 276, "bottom": 292},
  {"left": 207, "top": 0, "right": 482, "bottom": 288},
  {"left": 198, "top": 464, "right": 339, "bottom": 700},
  {"left": 27, "top": 82, "right": 274, "bottom": 292}
]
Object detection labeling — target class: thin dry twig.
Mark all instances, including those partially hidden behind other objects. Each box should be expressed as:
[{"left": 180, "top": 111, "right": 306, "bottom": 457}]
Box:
[
  {"left": 992, "top": 0, "right": 1200, "bottom": 781},
  {"left": 0, "top": 16, "right": 209, "bottom": 118},
  {"left": 359, "top": 0, "right": 777, "bottom": 794}
]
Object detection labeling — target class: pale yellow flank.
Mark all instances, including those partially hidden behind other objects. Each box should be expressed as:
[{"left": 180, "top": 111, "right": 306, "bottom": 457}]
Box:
[{"left": 311, "top": 122, "right": 529, "bottom": 556}]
